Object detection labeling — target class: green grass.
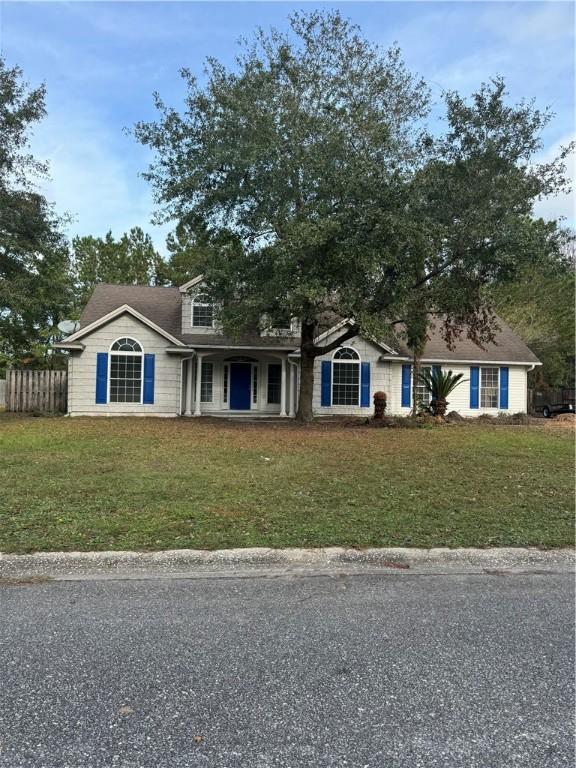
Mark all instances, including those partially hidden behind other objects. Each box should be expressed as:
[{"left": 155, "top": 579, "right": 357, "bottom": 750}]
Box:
[{"left": 0, "top": 415, "right": 573, "bottom": 553}]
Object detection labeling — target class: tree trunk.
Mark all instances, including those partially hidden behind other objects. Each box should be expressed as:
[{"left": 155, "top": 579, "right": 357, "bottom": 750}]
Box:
[{"left": 296, "top": 320, "right": 316, "bottom": 423}]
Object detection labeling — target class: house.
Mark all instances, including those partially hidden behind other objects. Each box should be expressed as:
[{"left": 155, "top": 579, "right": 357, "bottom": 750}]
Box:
[{"left": 53, "top": 278, "right": 541, "bottom": 418}]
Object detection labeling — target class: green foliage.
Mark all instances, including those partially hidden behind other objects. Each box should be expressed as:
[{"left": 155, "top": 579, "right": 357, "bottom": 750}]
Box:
[
  {"left": 0, "top": 58, "right": 74, "bottom": 373},
  {"left": 419, "top": 368, "right": 468, "bottom": 402},
  {"left": 489, "top": 236, "right": 575, "bottom": 387},
  {"left": 72, "top": 227, "right": 165, "bottom": 304},
  {"left": 134, "top": 11, "right": 572, "bottom": 419},
  {"left": 157, "top": 220, "right": 220, "bottom": 286}
]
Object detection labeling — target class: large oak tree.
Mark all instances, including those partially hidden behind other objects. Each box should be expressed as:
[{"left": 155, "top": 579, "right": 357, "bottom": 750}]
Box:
[{"left": 134, "top": 11, "right": 572, "bottom": 420}]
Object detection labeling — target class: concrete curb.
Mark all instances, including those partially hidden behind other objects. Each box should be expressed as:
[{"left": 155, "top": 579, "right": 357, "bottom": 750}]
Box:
[{"left": 0, "top": 547, "right": 573, "bottom": 580}]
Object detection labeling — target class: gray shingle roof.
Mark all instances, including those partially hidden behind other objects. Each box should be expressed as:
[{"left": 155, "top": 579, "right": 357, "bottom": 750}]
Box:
[
  {"left": 392, "top": 317, "right": 540, "bottom": 363},
  {"left": 78, "top": 284, "right": 540, "bottom": 363},
  {"left": 80, "top": 284, "right": 182, "bottom": 338}
]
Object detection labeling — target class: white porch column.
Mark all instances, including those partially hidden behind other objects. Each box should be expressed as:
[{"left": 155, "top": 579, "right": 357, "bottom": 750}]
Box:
[
  {"left": 184, "top": 358, "right": 194, "bottom": 416},
  {"left": 194, "top": 355, "right": 203, "bottom": 417},
  {"left": 288, "top": 361, "right": 296, "bottom": 418},
  {"left": 280, "top": 356, "right": 287, "bottom": 417}
]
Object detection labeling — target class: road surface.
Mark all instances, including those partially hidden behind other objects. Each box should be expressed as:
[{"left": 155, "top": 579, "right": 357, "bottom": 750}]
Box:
[{"left": 0, "top": 569, "right": 573, "bottom": 767}]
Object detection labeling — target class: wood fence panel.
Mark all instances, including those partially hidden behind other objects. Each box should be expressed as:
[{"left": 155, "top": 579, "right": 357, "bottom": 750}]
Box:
[{"left": 6, "top": 370, "right": 67, "bottom": 413}]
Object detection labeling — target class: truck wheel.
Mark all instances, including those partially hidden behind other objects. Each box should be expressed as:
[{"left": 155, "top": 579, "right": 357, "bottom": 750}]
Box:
[{"left": 543, "top": 405, "right": 551, "bottom": 418}]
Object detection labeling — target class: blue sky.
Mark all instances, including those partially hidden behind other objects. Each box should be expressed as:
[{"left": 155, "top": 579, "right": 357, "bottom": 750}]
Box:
[{"left": 1, "top": 1, "right": 574, "bottom": 254}]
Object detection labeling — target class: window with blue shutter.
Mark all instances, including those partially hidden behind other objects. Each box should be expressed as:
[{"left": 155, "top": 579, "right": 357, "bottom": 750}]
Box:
[
  {"left": 470, "top": 366, "right": 479, "bottom": 409},
  {"left": 321, "top": 360, "right": 332, "bottom": 407},
  {"left": 401, "top": 364, "right": 411, "bottom": 407},
  {"left": 433, "top": 364, "right": 441, "bottom": 377},
  {"left": 143, "top": 354, "right": 155, "bottom": 404},
  {"left": 499, "top": 366, "right": 509, "bottom": 409},
  {"left": 360, "top": 362, "right": 370, "bottom": 407},
  {"left": 95, "top": 353, "right": 108, "bottom": 404}
]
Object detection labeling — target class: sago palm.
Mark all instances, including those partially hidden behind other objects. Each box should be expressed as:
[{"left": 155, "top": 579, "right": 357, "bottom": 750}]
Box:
[{"left": 419, "top": 369, "right": 467, "bottom": 417}]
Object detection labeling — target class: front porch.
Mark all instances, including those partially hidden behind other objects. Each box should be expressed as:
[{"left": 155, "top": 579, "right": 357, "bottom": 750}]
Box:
[{"left": 179, "top": 351, "right": 298, "bottom": 417}]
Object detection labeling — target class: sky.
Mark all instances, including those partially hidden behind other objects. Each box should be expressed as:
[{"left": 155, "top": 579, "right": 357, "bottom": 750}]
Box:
[{"left": 0, "top": 1, "right": 574, "bottom": 255}]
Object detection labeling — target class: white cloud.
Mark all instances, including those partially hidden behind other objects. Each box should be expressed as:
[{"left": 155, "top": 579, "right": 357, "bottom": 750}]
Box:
[{"left": 29, "top": 98, "right": 172, "bottom": 254}]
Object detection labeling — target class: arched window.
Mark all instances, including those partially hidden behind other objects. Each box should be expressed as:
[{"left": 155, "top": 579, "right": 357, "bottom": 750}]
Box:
[
  {"left": 332, "top": 347, "right": 360, "bottom": 405},
  {"left": 109, "top": 337, "right": 143, "bottom": 403},
  {"left": 191, "top": 293, "right": 214, "bottom": 328}
]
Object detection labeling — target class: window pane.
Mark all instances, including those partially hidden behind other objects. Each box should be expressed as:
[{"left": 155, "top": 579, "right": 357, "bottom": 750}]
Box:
[
  {"left": 111, "top": 337, "right": 142, "bottom": 352},
  {"left": 480, "top": 367, "right": 499, "bottom": 408},
  {"left": 267, "top": 364, "right": 281, "bottom": 404},
  {"left": 192, "top": 295, "right": 214, "bottom": 327},
  {"left": 252, "top": 366, "right": 258, "bottom": 404},
  {"left": 109, "top": 353, "right": 142, "bottom": 403},
  {"left": 415, "top": 366, "right": 431, "bottom": 407},
  {"left": 223, "top": 365, "right": 229, "bottom": 403},
  {"left": 200, "top": 362, "right": 213, "bottom": 403},
  {"left": 333, "top": 362, "right": 360, "bottom": 405},
  {"left": 334, "top": 348, "right": 359, "bottom": 360}
]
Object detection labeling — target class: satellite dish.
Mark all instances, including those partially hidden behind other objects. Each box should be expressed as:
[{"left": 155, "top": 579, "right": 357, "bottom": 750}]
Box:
[{"left": 57, "top": 320, "right": 80, "bottom": 336}]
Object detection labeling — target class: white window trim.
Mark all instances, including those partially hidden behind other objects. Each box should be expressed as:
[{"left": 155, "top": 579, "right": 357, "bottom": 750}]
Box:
[
  {"left": 191, "top": 293, "right": 215, "bottom": 329},
  {"left": 267, "top": 362, "right": 282, "bottom": 405},
  {"left": 252, "top": 363, "right": 258, "bottom": 406},
  {"left": 414, "top": 365, "right": 433, "bottom": 408},
  {"left": 332, "top": 347, "right": 361, "bottom": 407},
  {"left": 108, "top": 336, "right": 144, "bottom": 405},
  {"left": 200, "top": 361, "right": 214, "bottom": 403},
  {"left": 223, "top": 363, "right": 230, "bottom": 408},
  {"left": 480, "top": 366, "right": 500, "bottom": 409}
]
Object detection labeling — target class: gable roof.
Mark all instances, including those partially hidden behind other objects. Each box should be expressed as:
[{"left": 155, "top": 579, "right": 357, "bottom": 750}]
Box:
[
  {"left": 67, "top": 283, "right": 540, "bottom": 364},
  {"left": 79, "top": 284, "right": 183, "bottom": 338}
]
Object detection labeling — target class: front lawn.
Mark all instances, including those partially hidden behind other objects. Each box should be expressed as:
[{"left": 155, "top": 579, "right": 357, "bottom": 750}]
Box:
[{"left": 0, "top": 415, "right": 573, "bottom": 553}]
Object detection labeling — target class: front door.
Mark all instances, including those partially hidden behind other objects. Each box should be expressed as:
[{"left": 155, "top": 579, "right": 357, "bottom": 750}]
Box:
[{"left": 230, "top": 363, "right": 252, "bottom": 410}]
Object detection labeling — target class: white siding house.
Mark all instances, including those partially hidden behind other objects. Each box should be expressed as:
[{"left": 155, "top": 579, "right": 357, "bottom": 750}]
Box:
[{"left": 54, "top": 280, "right": 540, "bottom": 419}]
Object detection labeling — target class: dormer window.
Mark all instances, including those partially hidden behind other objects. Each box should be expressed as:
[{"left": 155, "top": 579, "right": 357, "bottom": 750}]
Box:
[{"left": 191, "top": 294, "right": 214, "bottom": 328}]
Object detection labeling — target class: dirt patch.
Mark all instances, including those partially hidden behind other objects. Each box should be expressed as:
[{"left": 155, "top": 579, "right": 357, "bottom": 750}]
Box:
[{"left": 0, "top": 576, "right": 52, "bottom": 587}]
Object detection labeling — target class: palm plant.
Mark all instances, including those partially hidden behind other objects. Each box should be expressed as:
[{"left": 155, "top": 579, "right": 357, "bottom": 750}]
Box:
[{"left": 419, "top": 368, "right": 467, "bottom": 417}]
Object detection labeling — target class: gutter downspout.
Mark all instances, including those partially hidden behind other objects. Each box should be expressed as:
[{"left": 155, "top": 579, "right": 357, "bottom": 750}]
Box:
[{"left": 526, "top": 363, "right": 536, "bottom": 417}]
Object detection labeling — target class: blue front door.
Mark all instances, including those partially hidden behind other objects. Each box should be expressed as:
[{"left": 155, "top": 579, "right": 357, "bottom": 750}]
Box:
[{"left": 230, "top": 363, "right": 252, "bottom": 410}]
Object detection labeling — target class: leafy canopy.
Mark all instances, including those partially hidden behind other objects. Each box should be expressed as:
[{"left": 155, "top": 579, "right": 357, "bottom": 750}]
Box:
[
  {"left": 0, "top": 57, "right": 73, "bottom": 372},
  {"left": 72, "top": 227, "right": 164, "bottom": 306},
  {"left": 134, "top": 10, "right": 573, "bottom": 418}
]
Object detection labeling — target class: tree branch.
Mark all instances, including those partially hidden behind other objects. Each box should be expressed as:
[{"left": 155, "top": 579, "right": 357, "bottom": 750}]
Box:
[{"left": 312, "top": 323, "right": 360, "bottom": 356}]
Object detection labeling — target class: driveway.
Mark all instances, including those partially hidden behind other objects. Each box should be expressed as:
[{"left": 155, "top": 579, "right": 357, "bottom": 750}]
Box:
[{"left": 0, "top": 568, "right": 573, "bottom": 767}]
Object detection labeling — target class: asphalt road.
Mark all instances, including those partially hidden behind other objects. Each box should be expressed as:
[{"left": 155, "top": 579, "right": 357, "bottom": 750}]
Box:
[{"left": 0, "top": 571, "right": 573, "bottom": 768}]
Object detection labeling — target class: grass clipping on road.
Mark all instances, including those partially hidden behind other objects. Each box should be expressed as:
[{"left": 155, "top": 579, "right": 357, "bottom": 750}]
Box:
[{"left": 0, "top": 416, "right": 573, "bottom": 553}]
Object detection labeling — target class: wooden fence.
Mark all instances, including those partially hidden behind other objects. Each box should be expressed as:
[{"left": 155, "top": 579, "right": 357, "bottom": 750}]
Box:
[{"left": 6, "top": 369, "right": 67, "bottom": 413}]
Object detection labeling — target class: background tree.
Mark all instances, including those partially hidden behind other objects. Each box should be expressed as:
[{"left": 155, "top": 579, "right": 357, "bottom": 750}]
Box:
[
  {"left": 134, "top": 11, "right": 572, "bottom": 421},
  {"left": 488, "top": 231, "right": 575, "bottom": 388},
  {"left": 157, "top": 220, "right": 214, "bottom": 286},
  {"left": 0, "top": 58, "right": 74, "bottom": 373},
  {"left": 72, "top": 226, "right": 164, "bottom": 305}
]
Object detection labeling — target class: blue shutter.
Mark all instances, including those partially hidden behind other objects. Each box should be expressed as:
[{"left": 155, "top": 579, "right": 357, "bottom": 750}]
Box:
[
  {"left": 95, "top": 353, "right": 108, "bottom": 404},
  {"left": 401, "top": 364, "right": 411, "bottom": 407},
  {"left": 321, "top": 361, "right": 331, "bottom": 407},
  {"left": 470, "top": 366, "right": 479, "bottom": 409},
  {"left": 143, "top": 354, "right": 155, "bottom": 404},
  {"left": 360, "top": 362, "right": 370, "bottom": 407},
  {"left": 433, "top": 364, "right": 441, "bottom": 376},
  {"left": 499, "top": 366, "right": 509, "bottom": 410}
]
